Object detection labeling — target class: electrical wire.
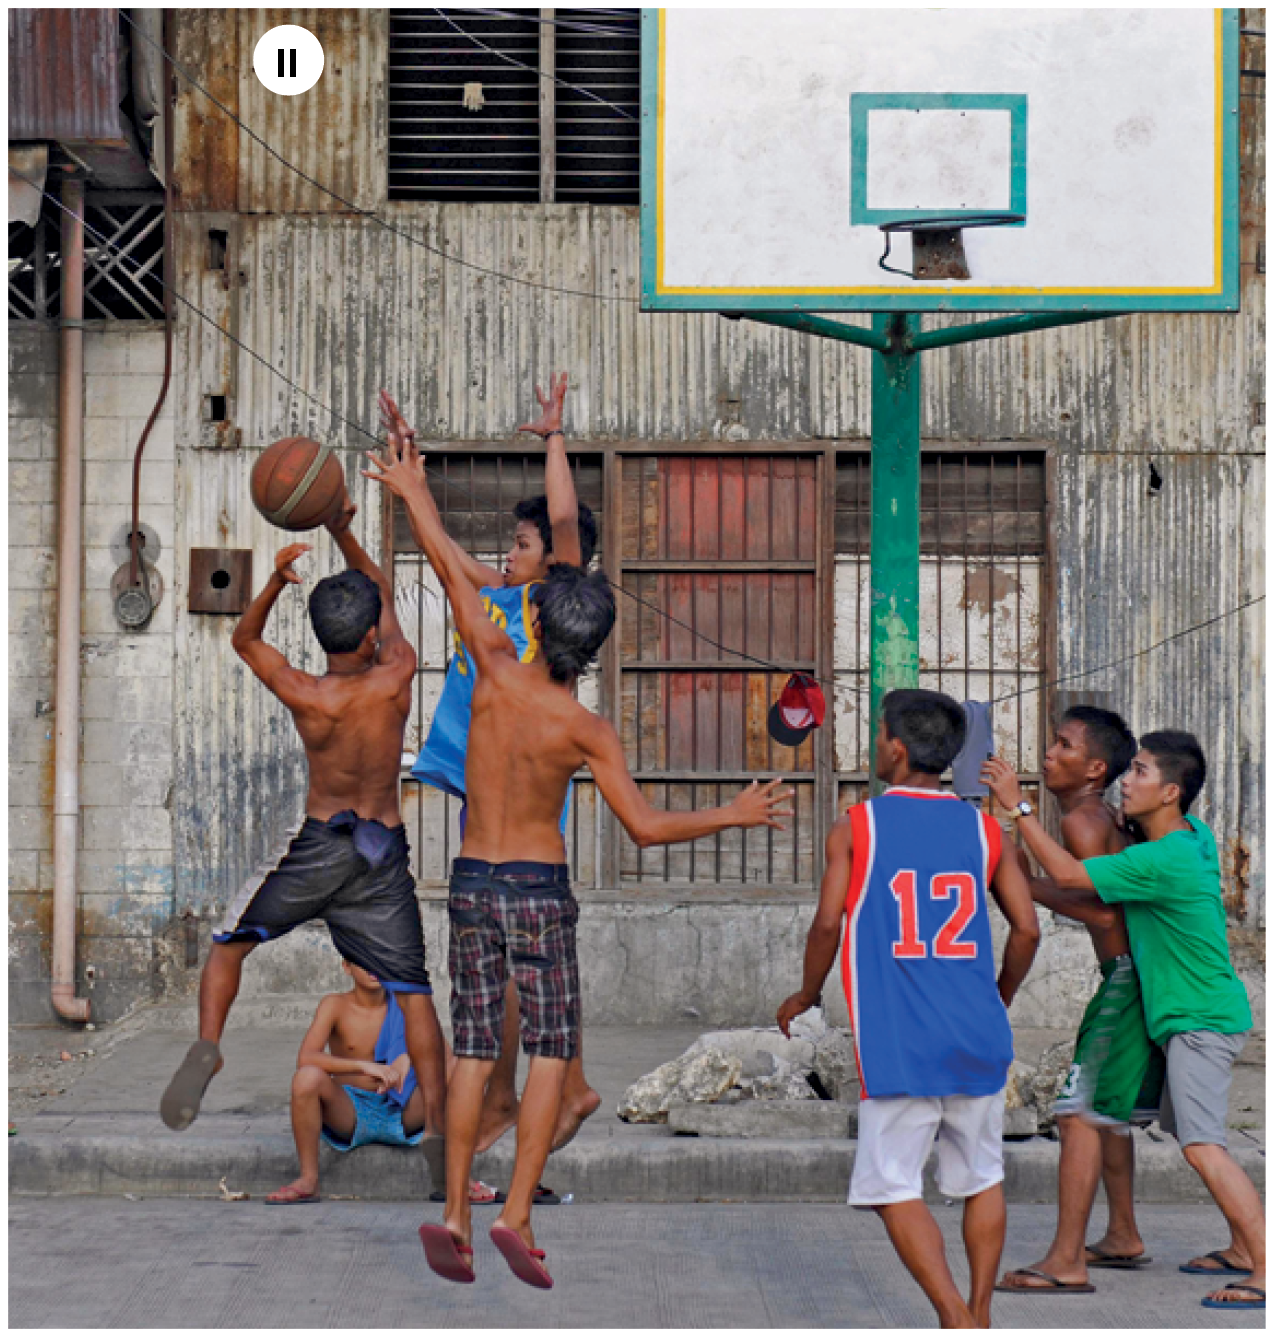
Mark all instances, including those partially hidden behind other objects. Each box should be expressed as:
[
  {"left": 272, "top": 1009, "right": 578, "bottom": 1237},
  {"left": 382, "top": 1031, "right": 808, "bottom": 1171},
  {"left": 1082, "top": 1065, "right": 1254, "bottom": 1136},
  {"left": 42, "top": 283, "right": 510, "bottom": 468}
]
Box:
[
  {"left": 117, "top": 11, "right": 640, "bottom": 305},
  {"left": 17, "top": 178, "right": 1262, "bottom": 724},
  {"left": 447, "top": 8, "right": 638, "bottom": 40},
  {"left": 432, "top": 9, "right": 638, "bottom": 121}
]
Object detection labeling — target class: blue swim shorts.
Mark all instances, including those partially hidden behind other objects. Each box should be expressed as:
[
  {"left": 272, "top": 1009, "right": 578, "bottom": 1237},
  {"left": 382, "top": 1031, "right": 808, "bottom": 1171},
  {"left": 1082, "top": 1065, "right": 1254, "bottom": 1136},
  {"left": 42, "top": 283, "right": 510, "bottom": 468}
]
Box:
[{"left": 320, "top": 1085, "right": 425, "bottom": 1152}]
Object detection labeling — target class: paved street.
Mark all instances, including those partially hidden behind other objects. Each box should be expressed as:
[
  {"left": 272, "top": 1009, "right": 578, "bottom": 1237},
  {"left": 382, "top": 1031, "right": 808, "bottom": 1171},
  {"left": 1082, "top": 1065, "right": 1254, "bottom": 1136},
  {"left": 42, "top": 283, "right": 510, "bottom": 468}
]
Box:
[{"left": 9, "top": 1199, "right": 1263, "bottom": 1329}]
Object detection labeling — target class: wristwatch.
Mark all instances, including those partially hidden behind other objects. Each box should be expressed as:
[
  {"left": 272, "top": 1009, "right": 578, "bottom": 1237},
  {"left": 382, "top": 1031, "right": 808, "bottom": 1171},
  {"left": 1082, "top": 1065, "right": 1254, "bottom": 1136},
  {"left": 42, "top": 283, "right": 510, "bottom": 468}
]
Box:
[{"left": 1010, "top": 800, "right": 1034, "bottom": 820}]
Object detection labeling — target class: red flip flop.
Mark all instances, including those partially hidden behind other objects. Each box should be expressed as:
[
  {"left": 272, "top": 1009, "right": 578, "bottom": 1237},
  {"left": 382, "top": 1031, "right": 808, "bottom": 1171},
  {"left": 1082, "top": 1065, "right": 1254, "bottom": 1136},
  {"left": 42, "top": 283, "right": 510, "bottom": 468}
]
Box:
[
  {"left": 418, "top": 1224, "right": 475, "bottom": 1284},
  {"left": 490, "top": 1225, "right": 553, "bottom": 1289}
]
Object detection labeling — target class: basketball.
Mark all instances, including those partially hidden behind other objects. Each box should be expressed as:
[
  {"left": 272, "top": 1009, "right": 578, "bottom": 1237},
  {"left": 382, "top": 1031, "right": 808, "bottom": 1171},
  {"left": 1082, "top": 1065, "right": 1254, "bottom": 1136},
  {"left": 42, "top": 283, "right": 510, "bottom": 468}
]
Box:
[{"left": 250, "top": 437, "right": 345, "bottom": 532}]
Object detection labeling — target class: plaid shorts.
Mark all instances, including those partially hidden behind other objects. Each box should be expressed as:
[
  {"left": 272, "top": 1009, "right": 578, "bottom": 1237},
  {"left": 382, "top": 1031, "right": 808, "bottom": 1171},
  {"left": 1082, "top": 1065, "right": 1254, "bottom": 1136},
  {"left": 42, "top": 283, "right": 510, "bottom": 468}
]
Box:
[{"left": 448, "top": 858, "right": 580, "bottom": 1061}]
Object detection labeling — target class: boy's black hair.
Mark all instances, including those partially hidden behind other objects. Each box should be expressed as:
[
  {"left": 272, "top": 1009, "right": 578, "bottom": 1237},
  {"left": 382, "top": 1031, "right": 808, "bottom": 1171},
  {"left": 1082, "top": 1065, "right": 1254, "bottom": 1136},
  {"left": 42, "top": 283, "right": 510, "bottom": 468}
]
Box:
[
  {"left": 1061, "top": 705, "right": 1138, "bottom": 787},
  {"left": 308, "top": 570, "right": 381, "bottom": 654},
  {"left": 513, "top": 496, "right": 598, "bottom": 568},
  {"left": 530, "top": 563, "right": 615, "bottom": 683},
  {"left": 1139, "top": 729, "right": 1207, "bottom": 813},
  {"left": 881, "top": 688, "right": 967, "bottom": 775}
]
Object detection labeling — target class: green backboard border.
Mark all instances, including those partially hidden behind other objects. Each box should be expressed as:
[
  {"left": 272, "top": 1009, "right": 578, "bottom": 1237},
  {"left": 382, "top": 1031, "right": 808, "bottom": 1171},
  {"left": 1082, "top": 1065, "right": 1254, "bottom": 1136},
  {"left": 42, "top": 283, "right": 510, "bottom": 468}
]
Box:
[
  {"left": 849, "top": 93, "right": 1028, "bottom": 229},
  {"left": 640, "top": 8, "right": 1240, "bottom": 314}
]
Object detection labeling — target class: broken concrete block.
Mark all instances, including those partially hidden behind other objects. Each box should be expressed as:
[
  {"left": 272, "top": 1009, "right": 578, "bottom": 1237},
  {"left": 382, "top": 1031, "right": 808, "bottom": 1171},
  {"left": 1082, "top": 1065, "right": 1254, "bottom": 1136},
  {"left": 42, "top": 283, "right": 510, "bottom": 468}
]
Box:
[
  {"left": 668, "top": 1098, "right": 854, "bottom": 1139},
  {"left": 617, "top": 1047, "right": 743, "bottom": 1124}
]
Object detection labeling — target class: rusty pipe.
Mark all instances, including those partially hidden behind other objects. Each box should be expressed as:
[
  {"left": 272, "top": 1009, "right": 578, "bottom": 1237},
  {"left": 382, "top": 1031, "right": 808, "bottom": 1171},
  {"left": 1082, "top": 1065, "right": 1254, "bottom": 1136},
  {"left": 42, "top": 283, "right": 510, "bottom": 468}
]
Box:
[
  {"left": 52, "top": 171, "right": 91, "bottom": 1024},
  {"left": 128, "top": 8, "right": 175, "bottom": 588}
]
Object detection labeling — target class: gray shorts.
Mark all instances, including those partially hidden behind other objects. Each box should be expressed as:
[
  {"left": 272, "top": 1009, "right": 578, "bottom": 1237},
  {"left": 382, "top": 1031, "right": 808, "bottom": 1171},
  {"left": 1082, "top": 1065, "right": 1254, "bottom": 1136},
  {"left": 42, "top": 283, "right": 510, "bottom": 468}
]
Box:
[{"left": 1158, "top": 1029, "right": 1248, "bottom": 1148}]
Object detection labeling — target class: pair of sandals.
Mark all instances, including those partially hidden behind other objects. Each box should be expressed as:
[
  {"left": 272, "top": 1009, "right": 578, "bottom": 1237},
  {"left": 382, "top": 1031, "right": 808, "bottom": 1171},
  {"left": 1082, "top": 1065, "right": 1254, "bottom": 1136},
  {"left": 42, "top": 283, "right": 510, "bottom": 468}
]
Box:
[
  {"left": 998, "top": 1247, "right": 1264, "bottom": 1310},
  {"left": 420, "top": 1223, "right": 553, "bottom": 1289}
]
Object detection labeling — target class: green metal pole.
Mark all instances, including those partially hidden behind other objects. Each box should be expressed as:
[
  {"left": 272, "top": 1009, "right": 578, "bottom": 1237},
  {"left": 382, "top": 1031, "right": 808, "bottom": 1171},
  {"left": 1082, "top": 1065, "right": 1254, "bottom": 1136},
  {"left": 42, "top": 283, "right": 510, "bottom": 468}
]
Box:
[
  {"left": 737, "top": 311, "right": 891, "bottom": 353},
  {"left": 907, "top": 310, "right": 1116, "bottom": 353},
  {"left": 869, "top": 313, "right": 922, "bottom": 792}
]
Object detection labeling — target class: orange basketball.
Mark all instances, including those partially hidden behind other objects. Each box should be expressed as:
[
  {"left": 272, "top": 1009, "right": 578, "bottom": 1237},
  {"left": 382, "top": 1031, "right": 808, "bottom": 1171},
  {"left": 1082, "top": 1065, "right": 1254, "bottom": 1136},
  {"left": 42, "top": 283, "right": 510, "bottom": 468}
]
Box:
[{"left": 251, "top": 437, "right": 346, "bottom": 532}]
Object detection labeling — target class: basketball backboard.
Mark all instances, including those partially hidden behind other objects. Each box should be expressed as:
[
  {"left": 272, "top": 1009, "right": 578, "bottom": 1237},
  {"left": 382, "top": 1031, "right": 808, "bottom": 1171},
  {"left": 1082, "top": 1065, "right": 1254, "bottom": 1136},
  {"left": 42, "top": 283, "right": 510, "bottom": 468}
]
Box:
[{"left": 641, "top": 10, "right": 1240, "bottom": 314}]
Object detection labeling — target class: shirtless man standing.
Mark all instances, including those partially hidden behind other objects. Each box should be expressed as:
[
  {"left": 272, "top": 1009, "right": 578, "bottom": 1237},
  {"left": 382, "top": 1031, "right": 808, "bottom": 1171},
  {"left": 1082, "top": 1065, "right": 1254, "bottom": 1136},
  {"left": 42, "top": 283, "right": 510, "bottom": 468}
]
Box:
[
  {"left": 160, "top": 498, "right": 447, "bottom": 1145},
  {"left": 366, "top": 399, "right": 792, "bottom": 1288},
  {"left": 996, "top": 705, "right": 1162, "bottom": 1294}
]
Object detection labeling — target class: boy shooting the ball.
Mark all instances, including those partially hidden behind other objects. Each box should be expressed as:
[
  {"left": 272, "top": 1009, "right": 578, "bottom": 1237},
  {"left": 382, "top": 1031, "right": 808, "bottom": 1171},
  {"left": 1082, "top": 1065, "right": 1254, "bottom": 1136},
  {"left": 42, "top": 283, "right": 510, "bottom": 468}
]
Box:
[{"left": 161, "top": 496, "right": 448, "bottom": 1160}]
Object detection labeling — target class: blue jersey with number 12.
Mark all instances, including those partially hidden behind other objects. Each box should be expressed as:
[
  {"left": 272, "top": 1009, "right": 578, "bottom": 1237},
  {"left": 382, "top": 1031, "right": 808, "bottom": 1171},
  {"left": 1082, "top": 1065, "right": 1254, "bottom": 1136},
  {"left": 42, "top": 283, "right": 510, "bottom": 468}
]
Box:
[{"left": 841, "top": 787, "right": 1012, "bottom": 1100}]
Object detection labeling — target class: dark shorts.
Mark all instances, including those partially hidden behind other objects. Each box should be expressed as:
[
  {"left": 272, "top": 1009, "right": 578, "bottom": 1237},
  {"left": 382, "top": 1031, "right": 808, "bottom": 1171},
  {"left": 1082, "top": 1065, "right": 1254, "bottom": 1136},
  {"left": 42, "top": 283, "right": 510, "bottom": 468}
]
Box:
[
  {"left": 214, "top": 816, "right": 432, "bottom": 993},
  {"left": 448, "top": 858, "right": 580, "bottom": 1061}
]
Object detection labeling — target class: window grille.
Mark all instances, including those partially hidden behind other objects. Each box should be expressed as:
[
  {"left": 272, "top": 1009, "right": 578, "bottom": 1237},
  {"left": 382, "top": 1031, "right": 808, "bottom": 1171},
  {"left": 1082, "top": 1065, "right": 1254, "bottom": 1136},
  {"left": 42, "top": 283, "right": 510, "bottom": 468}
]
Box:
[
  {"left": 8, "top": 193, "right": 165, "bottom": 321},
  {"left": 388, "top": 9, "right": 640, "bottom": 204}
]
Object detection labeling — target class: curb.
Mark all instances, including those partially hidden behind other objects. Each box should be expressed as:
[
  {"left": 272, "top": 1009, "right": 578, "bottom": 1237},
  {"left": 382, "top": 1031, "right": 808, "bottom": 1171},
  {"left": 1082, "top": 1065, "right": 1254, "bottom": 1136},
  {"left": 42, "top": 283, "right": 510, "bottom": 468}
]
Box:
[{"left": 8, "top": 1118, "right": 1264, "bottom": 1204}]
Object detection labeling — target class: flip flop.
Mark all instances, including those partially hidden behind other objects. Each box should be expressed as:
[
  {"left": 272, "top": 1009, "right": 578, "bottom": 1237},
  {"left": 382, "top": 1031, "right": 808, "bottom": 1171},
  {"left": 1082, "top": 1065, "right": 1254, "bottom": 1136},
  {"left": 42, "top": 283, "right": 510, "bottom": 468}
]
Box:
[
  {"left": 490, "top": 1225, "right": 553, "bottom": 1289},
  {"left": 995, "top": 1268, "right": 1096, "bottom": 1295},
  {"left": 534, "top": 1184, "right": 562, "bottom": 1205},
  {"left": 429, "top": 1181, "right": 507, "bottom": 1205},
  {"left": 160, "top": 1040, "right": 221, "bottom": 1131},
  {"left": 1201, "top": 1284, "right": 1265, "bottom": 1310},
  {"left": 1086, "top": 1244, "right": 1153, "bottom": 1269},
  {"left": 1179, "top": 1250, "right": 1252, "bottom": 1276},
  {"left": 418, "top": 1224, "right": 476, "bottom": 1284},
  {"left": 265, "top": 1187, "right": 322, "bottom": 1206}
]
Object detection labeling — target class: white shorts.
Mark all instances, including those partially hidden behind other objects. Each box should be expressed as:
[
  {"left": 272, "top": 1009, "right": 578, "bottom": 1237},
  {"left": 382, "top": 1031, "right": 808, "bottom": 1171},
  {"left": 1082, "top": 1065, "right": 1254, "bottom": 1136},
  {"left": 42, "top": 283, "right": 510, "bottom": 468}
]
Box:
[{"left": 849, "top": 1089, "right": 1006, "bottom": 1207}]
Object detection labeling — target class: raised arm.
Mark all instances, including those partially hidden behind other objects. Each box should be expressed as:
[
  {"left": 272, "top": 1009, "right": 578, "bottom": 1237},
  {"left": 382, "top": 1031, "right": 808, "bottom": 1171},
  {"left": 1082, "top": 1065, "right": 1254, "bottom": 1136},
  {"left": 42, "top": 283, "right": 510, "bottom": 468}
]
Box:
[
  {"left": 579, "top": 713, "right": 793, "bottom": 848},
  {"left": 378, "top": 392, "right": 503, "bottom": 591},
  {"left": 987, "top": 836, "right": 1042, "bottom": 1008},
  {"left": 324, "top": 494, "right": 415, "bottom": 677},
  {"left": 982, "top": 757, "right": 1098, "bottom": 893},
  {"left": 776, "top": 817, "right": 853, "bottom": 1036},
  {"left": 365, "top": 396, "right": 515, "bottom": 676},
  {"left": 518, "top": 372, "right": 581, "bottom": 567},
  {"left": 230, "top": 544, "right": 318, "bottom": 709},
  {"left": 1021, "top": 808, "right": 1120, "bottom": 930}
]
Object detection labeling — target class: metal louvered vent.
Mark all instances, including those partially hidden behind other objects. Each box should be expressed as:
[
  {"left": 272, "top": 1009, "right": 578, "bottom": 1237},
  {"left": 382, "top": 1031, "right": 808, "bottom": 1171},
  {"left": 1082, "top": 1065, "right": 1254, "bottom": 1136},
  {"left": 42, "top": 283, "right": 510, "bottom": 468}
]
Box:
[
  {"left": 388, "top": 9, "right": 640, "bottom": 204},
  {"left": 389, "top": 10, "right": 541, "bottom": 201},
  {"left": 554, "top": 8, "right": 640, "bottom": 203}
]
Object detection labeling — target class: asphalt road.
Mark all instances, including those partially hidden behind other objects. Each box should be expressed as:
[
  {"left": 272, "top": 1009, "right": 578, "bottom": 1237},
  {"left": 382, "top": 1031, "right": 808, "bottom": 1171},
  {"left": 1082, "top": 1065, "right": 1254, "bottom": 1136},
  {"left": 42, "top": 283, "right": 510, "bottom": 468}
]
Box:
[{"left": 8, "top": 1199, "right": 1263, "bottom": 1329}]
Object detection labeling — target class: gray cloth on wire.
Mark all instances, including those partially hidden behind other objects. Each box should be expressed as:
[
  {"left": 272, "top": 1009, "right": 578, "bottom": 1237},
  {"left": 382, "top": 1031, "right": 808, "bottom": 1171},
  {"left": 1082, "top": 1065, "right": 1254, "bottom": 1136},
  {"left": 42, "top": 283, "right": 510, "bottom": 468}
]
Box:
[{"left": 951, "top": 701, "right": 995, "bottom": 798}]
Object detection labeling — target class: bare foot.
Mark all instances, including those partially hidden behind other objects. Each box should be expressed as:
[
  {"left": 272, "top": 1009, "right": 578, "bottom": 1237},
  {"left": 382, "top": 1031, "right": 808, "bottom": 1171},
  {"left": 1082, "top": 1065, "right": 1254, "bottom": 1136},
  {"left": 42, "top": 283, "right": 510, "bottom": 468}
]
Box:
[
  {"left": 476, "top": 1098, "right": 519, "bottom": 1154},
  {"left": 266, "top": 1178, "right": 319, "bottom": 1204},
  {"left": 1185, "top": 1248, "right": 1253, "bottom": 1274},
  {"left": 1087, "top": 1230, "right": 1147, "bottom": 1261},
  {"left": 552, "top": 1085, "right": 601, "bottom": 1152},
  {"left": 491, "top": 1212, "right": 536, "bottom": 1252}
]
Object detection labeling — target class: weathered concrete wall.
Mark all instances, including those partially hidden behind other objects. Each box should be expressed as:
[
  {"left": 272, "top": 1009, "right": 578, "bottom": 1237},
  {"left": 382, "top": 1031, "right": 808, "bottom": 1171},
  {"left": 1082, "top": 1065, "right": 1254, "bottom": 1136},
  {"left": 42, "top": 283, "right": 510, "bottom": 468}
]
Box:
[{"left": 9, "top": 325, "right": 177, "bottom": 1023}]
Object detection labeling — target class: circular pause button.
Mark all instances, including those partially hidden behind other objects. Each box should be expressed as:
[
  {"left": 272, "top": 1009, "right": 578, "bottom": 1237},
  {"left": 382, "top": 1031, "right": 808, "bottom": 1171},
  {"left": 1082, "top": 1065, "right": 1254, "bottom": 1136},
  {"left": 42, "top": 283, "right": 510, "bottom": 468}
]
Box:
[{"left": 252, "top": 24, "right": 325, "bottom": 96}]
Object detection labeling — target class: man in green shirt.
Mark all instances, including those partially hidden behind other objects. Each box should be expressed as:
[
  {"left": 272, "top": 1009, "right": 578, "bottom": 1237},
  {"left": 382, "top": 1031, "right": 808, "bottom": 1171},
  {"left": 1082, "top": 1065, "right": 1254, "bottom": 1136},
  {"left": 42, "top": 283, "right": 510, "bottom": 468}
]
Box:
[{"left": 983, "top": 731, "right": 1262, "bottom": 1312}]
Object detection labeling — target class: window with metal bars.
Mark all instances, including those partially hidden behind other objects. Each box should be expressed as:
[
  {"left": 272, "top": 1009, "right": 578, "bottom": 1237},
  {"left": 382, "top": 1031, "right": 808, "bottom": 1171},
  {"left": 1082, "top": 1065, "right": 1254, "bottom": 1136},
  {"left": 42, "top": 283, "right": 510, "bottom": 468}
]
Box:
[
  {"left": 388, "top": 9, "right": 640, "bottom": 204},
  {"left": 8, "top": 193, "right": 165, "bottom": 322}
]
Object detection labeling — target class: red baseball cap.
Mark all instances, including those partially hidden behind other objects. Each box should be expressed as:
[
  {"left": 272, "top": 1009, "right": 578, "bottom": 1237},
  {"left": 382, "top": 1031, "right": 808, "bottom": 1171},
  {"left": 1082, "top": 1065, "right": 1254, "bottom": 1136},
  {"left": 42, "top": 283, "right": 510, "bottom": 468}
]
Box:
[{"left": 767, "top": 673, "right": 827, "bottom": 747}]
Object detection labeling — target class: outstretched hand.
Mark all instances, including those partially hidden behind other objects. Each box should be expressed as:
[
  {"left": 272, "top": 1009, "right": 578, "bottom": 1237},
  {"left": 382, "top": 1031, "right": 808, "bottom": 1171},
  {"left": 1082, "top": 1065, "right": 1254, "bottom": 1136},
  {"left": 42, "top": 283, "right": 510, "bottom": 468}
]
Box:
[
  {"left": 326, "top": 489, "right": 357, "bottom": 535},
  {"left": 517, "top": 372, "right": 568, "bottom": 439},
  {"left": 729, "top": 778, "right": 796, "bottom": 830},
  {"left": 365, "top": 391, "right": 428, "bottom": 499},
  {"left": 274, "top": 543, "right": 310, "bottom": 584},
  {"left": 980, "top": 755, "right": 1024, "bottom": 810}
]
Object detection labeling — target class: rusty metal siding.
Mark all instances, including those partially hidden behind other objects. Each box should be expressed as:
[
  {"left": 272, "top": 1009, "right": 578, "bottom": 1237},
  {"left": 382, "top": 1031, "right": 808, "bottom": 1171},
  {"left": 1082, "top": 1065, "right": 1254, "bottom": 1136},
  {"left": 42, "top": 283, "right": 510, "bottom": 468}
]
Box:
[
  {"left": 8, "top": 8, "right": 124, "bottom": 144},
  {"left": 172, "top": 10, "right": 241, "bottom": 212},
  {"left": 237, "top": 9, "right": 388, "bottom": 214}
]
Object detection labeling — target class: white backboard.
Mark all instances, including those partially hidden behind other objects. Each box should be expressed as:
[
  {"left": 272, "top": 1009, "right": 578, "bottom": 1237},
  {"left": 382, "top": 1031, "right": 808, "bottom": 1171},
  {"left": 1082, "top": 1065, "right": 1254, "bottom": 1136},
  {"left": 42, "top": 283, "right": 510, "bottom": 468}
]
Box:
[{"left": 641, "top": 10, "right": 1240, "bottom": 313}]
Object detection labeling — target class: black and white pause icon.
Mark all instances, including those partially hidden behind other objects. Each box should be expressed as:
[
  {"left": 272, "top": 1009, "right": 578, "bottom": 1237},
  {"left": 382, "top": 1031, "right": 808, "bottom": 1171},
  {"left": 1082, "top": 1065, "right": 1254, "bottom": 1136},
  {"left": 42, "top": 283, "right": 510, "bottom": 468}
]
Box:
[{"left": 253, "top": 24, "right": 324, "bottom": 96}]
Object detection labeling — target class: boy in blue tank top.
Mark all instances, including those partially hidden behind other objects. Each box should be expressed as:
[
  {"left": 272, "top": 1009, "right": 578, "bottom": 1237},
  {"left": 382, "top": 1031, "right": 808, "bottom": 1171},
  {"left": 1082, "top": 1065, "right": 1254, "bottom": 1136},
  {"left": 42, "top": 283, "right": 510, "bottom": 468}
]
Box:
[
  {"left": 389, "top": 379, "right": 603, "bottom": 1162},
  {"left": 779, "top": 689, "right": 1040, "bottom": 1329}
]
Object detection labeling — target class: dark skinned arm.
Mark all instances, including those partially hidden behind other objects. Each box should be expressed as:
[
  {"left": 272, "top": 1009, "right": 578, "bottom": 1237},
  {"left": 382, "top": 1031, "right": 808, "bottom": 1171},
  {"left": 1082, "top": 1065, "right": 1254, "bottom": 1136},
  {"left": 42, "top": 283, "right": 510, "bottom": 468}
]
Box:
[
  {"left": 363, "top": 407, "right": 515, "bottom": 677},
  {"left": 325, "top": 498, "right": 416, "bottom": 678},
  {"left": 1022, "top": 809, "right": 1119, "bottom": 930},
  {"left": 296, "top": 997, "right": 401, "bottom": 1093},
  {"left": 776, "top": 818, "right": 853, "bottom": 1036},
  {"left": 580, "top": 713, "right": 793, "bottom": 848},
  {"left": 518, "top": 373, "right": 582, "bottom": 567},
  {"left": 987, "top": 839, "right": 1042, "bottom": 1007},
  {"left": 230, "top": 544, "right": 317, "bottom": 710},
  {"left": 982, "top": 755, "right": 1100, "bottom": 893}
]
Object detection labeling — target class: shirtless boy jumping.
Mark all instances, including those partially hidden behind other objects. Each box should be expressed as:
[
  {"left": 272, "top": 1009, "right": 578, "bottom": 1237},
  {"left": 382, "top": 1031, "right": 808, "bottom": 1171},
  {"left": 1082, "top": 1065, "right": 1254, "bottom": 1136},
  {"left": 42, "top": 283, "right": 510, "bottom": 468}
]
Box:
[
  {"left": 161, "top": 498, "right": 447, "bottom": 1148},
  {"left": 366, "top": 396, "right": 792, "bottom": 1289}
]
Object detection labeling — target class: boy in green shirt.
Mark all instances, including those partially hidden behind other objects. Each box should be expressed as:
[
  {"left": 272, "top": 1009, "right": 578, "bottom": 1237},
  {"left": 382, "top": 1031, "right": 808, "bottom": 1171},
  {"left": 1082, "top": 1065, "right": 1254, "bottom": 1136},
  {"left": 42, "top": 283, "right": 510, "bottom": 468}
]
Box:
[{"left": 983, "top": 731, "right": 1262, "bottom": 1312}]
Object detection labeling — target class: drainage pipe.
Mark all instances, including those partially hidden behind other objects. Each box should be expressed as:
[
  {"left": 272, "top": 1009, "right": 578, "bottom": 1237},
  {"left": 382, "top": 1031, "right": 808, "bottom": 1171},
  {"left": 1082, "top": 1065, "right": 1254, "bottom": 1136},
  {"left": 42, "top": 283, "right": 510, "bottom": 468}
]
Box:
[{"left": 51, "top": 171, "right": 91, "bottom": 1024}]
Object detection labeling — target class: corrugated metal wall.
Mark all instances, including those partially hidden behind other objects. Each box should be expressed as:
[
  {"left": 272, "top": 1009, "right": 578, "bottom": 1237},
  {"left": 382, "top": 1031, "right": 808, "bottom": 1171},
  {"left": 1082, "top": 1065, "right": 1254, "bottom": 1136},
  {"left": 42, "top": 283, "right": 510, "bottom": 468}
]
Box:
[
  {"left": 168, "top": 10, "right": 1264, "bottom": 941},
  {"left": 8, "top": 8, "right": 124, "bottom": 144}
]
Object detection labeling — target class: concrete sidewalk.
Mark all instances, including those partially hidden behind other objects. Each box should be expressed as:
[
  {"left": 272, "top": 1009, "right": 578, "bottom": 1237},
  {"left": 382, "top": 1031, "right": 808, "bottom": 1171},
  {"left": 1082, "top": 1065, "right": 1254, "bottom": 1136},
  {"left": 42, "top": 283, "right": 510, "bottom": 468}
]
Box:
[{"left": 8, "top": 1004, "right": 1265, "bottom": 1203}]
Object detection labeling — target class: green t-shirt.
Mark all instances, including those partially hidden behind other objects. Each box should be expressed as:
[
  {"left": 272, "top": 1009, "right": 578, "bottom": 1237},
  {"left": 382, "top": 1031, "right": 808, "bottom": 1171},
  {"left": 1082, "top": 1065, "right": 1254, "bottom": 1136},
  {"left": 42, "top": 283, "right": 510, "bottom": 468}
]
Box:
[{"left": 1084, "top": 817, "right": 1252, "bottom": 1045}]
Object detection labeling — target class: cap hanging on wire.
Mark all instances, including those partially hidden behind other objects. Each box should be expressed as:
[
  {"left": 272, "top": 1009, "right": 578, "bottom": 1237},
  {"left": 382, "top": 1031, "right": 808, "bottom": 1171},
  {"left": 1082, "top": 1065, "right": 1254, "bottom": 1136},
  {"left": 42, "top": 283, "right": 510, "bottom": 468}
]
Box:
[{"left": 767, "top": 673, "right": 827, "bottom": 748}]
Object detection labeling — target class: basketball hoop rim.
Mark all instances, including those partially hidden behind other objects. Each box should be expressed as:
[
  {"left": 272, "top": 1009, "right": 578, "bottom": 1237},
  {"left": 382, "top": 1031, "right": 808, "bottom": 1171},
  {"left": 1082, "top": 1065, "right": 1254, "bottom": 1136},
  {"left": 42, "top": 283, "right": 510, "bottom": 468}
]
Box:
[{"left": 879, "top": 213, "right": 1026, "bottom": 234}]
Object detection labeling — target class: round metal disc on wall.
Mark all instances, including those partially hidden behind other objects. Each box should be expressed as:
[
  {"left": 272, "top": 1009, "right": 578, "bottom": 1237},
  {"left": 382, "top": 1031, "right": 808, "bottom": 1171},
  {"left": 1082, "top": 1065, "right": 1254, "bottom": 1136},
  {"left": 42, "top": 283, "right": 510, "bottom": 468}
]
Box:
[
  {"left": 110, "top": 521, "right": 163, "bottom": 567},
  {"left": 111, "top": 559, "right": 164, "bottom": 630}
]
